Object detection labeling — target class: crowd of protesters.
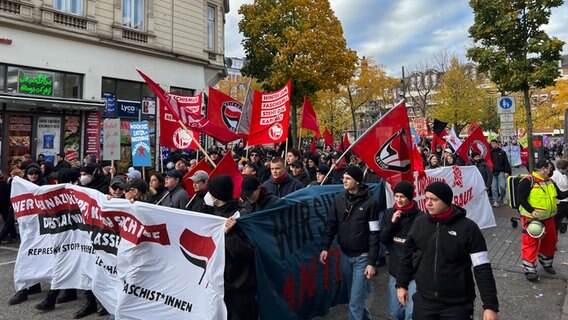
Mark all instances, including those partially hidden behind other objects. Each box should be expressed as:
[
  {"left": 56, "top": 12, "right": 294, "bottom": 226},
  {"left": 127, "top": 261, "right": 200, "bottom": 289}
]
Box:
[{"left": 0, "top": 136, "right": 505, "bottom": 320}]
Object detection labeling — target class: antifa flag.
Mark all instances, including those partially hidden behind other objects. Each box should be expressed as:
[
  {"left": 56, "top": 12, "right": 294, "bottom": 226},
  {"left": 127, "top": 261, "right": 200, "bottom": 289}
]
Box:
[
  {"left": 159, "top": 101, "right": 199, "bottom": 150},
  {"left": 339, "top": 132, "right": 350, "bottom": 152},
  {"left": 247, "top": 81, "right": 292, "bottom": 146},
  {"left": 183, "top": 159, "right": 213, "bottom": 198},
  {"left": 300, "top": 97, "right": 321, "bottom": 138},
  {"left": 431, "top": 118, "right": 448, "bottom": 151},
  {"left": 179, "top": 229, "right": 216, "bottom": 285},
  {"left": 350, "top": 100, "right": 414, "bottom": 185},
  {"left": 456, "top": 126, "right": 494, "bottom": 170},
  {"left": 209, "top": 150, "right": 243, "bottom": 199},
  {"left": 207, "top": 87, "right": 243, "bottom": 135},
  {"left": 324, "top": 128, "right": 333, "bottom": 147}
]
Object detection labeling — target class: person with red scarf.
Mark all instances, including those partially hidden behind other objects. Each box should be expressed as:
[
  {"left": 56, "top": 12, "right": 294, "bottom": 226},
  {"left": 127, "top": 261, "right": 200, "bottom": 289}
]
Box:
[
  {"left": 380, "top": 181, "right": 424, "bottom": 320},
  {"left": 263, "top": 157, "right": 303, "bottom": 197},
  {"left": 396, "top": 181, "right": 499, "bottom": 320}
]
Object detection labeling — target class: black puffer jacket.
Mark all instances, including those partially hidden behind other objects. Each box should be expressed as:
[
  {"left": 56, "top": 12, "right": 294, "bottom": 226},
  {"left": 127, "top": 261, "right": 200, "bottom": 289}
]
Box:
[
  {"left": 490, "top": 147, "right": 511, "bottom": 175},
  {"left": 263, "top": 174, "right": 304, "bottom": 198},
  {"left": 397, "top": 206, "right": 499, "bottom": 312},
  {"left": 186, "top": 189, "right": 210, "bottom": 214},
  {"left": 380, "top": 201, "right": 424, "bottom": 277},
  {"left": 211, "top": 200, "right": 256, "bottom": 291},
  {"left": 321, "top": 184, "right": 380, "bottom": 265}
]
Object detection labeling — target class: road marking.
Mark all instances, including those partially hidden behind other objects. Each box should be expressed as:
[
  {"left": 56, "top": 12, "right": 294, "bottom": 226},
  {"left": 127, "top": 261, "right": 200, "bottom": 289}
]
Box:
[
  {"left": 0, "top": 260, "right": 16, "bottom": 266},
  {"left": 0, "top": 247, "right": 19, "bottom": 252}
]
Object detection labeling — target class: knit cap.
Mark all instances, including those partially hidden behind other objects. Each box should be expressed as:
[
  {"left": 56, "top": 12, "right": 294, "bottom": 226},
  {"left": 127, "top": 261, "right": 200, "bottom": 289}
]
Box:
[
  {"left": 208, "top": 175, "right": 234, "bottom": 202},
  {"left": 393, "top": 181, "right": 414, "bottom": 201},
  {"left": 424, "top": 181, "right": 453, "bottom": 206},
  {"left": 345, "top": 166, "right": 364, "bottom": 184}
]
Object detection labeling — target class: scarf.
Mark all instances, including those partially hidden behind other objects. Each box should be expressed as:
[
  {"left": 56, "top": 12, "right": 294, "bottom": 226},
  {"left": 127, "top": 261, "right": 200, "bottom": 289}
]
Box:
[
  {"left": 273, "top": 172, "right": 288, "bottom": 184},
  {"left": 430, "top": 206, "right": 454, "bottom": 221},
  {"left": 394, "top": 201, "right": 414, "bottom": 212}
]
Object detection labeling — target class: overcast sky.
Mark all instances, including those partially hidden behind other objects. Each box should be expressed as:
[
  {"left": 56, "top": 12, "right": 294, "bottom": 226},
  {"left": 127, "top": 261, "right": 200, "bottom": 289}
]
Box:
[{"left": 224, "top": 0, "right": 568, "bottom": 77}]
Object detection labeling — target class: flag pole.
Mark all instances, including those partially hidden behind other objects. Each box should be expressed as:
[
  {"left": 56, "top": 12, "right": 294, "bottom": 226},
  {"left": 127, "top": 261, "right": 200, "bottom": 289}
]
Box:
[
  {"left": 298, "top": 128, "right": 302, "bottom": 151},
  {"left": 320, "top": 100, "right": 404, "bottom": 185},
  {"left": 245, "top": 142, "right": 250, "bottom": 159},
  {"left": 177, "top": 121, "right": 217, "bottom": 168}
]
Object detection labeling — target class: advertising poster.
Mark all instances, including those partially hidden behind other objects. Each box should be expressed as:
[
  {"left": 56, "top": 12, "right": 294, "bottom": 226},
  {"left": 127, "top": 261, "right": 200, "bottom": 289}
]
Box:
[
  {"left": 117, "top": 100, "right": 141, "bottom": 118},
  {"left": 84, "top": 111, "right": 101, "bottom": 158},
  {"left": 102, "top": 93, "right": 116, "bottom": 116},
  {"left": 7, "top": 116, "right": 32, "bottom": 172},
  {"left": 142, "top": 97, "right": 156, "bottom": 118},
  {"left": 36, "top": 117, "right": 61, "bottom": 164},
  {"left": 103, "top": 119, "right": 121, "bottom": 161},
  {"left": 130, "top": 121, "right": 151, "bottom": 167},
  {"left": 63, "top": 116, "right": 80, "bottom": 162}
]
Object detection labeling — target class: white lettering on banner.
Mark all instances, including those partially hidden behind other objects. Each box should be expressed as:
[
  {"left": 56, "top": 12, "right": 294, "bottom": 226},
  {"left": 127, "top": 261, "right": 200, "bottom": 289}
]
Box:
[
  {"left": 260, "top": 114, "right": 284, "bottom": 125},
  {"left": 261, "top": 86, "right": 289, "bottom": 102},
  {"left": 10, "top": 177, "right": 227, "bottom": 319},
  {"left": 261, "top": 96, "right": 289, "bottom": 109},
  {"left": 412, "top": 166, "right": 496, "bottom": 229}
]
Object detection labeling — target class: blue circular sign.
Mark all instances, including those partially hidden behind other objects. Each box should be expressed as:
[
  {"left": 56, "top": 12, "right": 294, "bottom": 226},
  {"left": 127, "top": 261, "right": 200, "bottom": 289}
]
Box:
[{"left": 499, "top": 97, "right": 513, "bottom": 110}]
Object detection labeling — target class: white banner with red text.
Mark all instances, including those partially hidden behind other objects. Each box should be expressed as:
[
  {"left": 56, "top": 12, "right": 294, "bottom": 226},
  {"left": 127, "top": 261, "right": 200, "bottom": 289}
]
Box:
[
  {"left": 10, "top": 177, "right": 227, "bottom": 319},
  {"left": 413, "top": 166, "right": 496, "bottom": 229}
]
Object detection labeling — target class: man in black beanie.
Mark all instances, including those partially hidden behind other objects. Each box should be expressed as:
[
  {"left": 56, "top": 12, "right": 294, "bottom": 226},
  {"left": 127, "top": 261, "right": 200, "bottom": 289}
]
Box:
[
  {"left": 396, "top": 181, "right": 499, "bottom": 320},
  {"left": 320, "top": 165, "right": 380, "bottom": 319},
  {"left": 206, "top": 175, "right": 257, "bottom": 320}
]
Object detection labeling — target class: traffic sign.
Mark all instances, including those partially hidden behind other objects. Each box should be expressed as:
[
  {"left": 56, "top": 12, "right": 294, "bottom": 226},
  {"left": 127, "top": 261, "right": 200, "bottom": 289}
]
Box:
[
  {"left": 499, "top": 113, "right": 514, "bottom": 122},
  {"left": 497, "top": 96, "right": 516, "bottom": 114},
  {"left": 501, "top": 123, "right": 515, "bottom": 130},
  {"left": 501, "top": 128, "right": 515, "bottom": 137}
]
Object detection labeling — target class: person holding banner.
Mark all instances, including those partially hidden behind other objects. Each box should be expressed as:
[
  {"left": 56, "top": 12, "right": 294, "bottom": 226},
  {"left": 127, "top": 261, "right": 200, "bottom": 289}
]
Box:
[
  {"left": 124, "top": 178, "right": 149, "bottom": 203},
  {"left": 396, "top": 181, "right": 499, "bottom": 320},
  {"left": 206, "top": 175, "right": 257, "bottom": 320},
  {"left": 160, "top": 169, "right": 191, "bottom": 209},
  {"left": 241, "top": 175, "right": 280, "bottom": 212},
  {"left": 186, "top": 170, "right": 211, "bottom": 213},
  {"left": 380, "top": 181, "right": 424, "bottom": 320},
  {"left": 320, "top": 166, "right": 380, "bottom": 320},
  {"left": 147, "top": 173, "right": 168, "bottom": 204}
]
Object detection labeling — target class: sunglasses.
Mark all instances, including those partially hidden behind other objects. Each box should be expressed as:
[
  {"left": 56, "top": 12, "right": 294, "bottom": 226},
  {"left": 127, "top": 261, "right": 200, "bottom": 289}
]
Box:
[
  {"left": 111, "top": 185, "right": 124, "bottom": 191},
  {"left": 250, "top": 153, "right": 259, "bottom": 157},
  {"left": 28, "top": 172, "right": 40, "bottom": 175}
]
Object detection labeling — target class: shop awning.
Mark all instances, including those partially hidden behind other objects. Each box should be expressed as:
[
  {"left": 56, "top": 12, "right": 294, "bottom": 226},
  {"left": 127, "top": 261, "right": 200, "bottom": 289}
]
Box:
[{"left": 0, "top": 93, "right": 105, "bottom": 111}]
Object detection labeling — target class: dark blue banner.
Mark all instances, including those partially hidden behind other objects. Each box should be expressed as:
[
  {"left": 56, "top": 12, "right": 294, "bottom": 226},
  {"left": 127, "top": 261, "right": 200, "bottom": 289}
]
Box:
[{"left": 238, "top": 183, "right": 387, "bottom": 320}]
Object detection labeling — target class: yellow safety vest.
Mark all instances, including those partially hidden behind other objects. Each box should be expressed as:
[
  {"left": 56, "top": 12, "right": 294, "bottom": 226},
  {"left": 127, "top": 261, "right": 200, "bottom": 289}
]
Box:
[{"left": 519, "top": 173, "right": 557, "bottom": 220}]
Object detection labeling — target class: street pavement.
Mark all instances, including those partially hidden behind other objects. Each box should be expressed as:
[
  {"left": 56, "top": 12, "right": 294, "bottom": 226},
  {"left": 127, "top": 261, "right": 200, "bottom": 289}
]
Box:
[{"left": 2, "top": 169, "right": 568, "bottom": 319}]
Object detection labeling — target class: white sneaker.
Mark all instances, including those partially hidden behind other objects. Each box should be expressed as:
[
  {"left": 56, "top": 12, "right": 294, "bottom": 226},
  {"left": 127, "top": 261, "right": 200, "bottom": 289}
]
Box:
[{"left": 493, "top": 201, "right": 499, "bottom": 208}]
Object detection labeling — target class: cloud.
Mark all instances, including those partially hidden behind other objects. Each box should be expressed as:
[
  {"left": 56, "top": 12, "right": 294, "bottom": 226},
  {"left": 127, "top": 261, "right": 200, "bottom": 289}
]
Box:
[{"left": 225, "top": 1, "right": 568, "bottom": 76}]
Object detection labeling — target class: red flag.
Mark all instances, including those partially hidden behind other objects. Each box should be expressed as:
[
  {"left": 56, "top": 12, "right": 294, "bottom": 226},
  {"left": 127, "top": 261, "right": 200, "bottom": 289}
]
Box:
[
  {"left": 247, "top": 81, "right": 292, "bottom": 146},
  {"left": 350, "top": 101, "right": 414, "bottom": 185},
  {"left": 182, "top": 159, "right": 212, "bottom": 197},
  {"left": 209, "top": 150, "right": 243, "bottom": 199},
  {"left": 300, "top": 97, "right": 321, "bottom": 138},
  {"left": 159, "top": 101, "right": 199, "bottom": 150},
  {"left": 179, "top": 228, "right": 216, "bottom": 284},
  {"left": 324, "top": 128, "right": 333, "bottom": 147},
  {"left": 207, "top": 87, "right": 245, "bottom": 138},
  {"left": 467, "top": 122, "right": 480, "bottom": 135},
  {"left": 340, "top": 133, "right": 351, "bottom": 152},
  {"left": 310, "top": 138, "right": 317, "bottom": 153},
  {"left": 456, "top": 126, "right": 493, "bottom": 170},
  {"left": 430, "top": 119, "right": 448, "bottom": 151},
  {"left": 412, "top": 146, "right": 424, "bottom": 172}
]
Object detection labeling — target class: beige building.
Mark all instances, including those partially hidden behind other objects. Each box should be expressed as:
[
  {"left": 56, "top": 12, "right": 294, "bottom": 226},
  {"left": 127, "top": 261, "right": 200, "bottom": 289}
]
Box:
[{"left": 0, "top": 0, "right": 229, "bottom": 172}]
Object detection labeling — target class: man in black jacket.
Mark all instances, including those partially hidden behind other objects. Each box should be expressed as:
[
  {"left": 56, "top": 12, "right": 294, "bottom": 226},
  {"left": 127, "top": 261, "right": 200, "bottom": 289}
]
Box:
[
  {"left": 241, "top": 175, "right": 279, "bottom": 212},
  {"left": 207, "top": 175, "right": 257, "bottom": 320},
  {"left": 263, "top": 157, "right": 303, "bottom": 197},
  {"left": 396, "top": 181, "right": 499, "bottom": 320},
  {"left": 380, "top": 181, "right": 423, "bottom": 320},
  {"left": 490, "top": 139, "right": 512, "bottom": 207},
  {"left": 186, "top": 170, "right": 210, "bottom": 213},
  {"left": 320, "top": 166, "right": 380, "bottom": 320}
]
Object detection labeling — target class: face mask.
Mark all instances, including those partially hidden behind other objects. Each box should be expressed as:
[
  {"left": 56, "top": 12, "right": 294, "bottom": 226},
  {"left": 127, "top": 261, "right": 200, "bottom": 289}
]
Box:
[
  {"left": 238, "top": 163, "right": 244, "bottom": 171},
  {"left": 204, "top": 192, "right": 215, "bottom": 207},
  {"left": 80, "top": 175, "right": 93, "bottom": 186}
]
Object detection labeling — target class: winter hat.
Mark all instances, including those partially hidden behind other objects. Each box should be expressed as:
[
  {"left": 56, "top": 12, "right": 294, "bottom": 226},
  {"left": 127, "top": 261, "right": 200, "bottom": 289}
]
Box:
[
  {"left": 25, "top": 163, "right": 42, "bottom": 175},
  {"left": 127, "top": 178, "right": 149, "bottom": 194},
  {"left": 425, "top": 181, "right": 453, "bottom": 206},
  {"left": 393, "top": 181, "right": 414, "bottom": 201},
  {"left": 345, "top": 166, "right": 364, "bottom": 184},
  {"left": 126, "top": 169, "right": 142, "bottom": 180},
  {"left": 208, "top": 175, "right": 234, "bottom": 202},
  {"left": 241, "top": 175, "right": 261, "bottom": 198},
  {"left": 316, "top": 164, "right": 330, "bottom": 175},
  {"left": 165, "top": 169, "right": 183, "bottom": 179}
]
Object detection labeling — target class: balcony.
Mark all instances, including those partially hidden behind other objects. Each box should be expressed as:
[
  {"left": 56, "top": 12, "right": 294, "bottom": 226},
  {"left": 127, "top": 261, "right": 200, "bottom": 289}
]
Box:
[
  {"left": 40, "top": 7, "right": 97, "bottom": 34},
  {"left": 0, "top": 0, "right": 33, "bottom": 21}
]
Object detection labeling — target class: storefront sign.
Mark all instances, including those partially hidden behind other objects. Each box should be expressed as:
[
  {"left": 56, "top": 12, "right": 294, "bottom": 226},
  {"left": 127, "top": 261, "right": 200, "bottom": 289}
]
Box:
[
  {"left": 103, "top": 119, "right": 121, "bottom": 161},
  {"left": 130, "top": 121, "right": 151, "bottom": 167},
  {"left": 102, "top": 93, "right": 116, "bottom": 116},
  {"left": 6, "top": 116, "right": 32, "bottom": 173},
  {"left": 36, "top": 117, "right": 61, "bottom": 163},
  {"left": 84, "top": 112, "right": 101, "bottom": 158},
  {"left": 18, "top": 70, "right": 54, "bottom": 96},
  {"left": 64, "top": 116, "right": 81, "bottom": 162},
  {"left": 117, "top": 100, "right": 141, "bottom": 118}
]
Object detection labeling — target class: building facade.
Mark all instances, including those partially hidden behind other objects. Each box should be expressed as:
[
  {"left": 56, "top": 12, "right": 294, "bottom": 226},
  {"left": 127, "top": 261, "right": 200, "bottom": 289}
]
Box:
[{"left": 0, "top": 0, "right": 229, "bottom": 173}]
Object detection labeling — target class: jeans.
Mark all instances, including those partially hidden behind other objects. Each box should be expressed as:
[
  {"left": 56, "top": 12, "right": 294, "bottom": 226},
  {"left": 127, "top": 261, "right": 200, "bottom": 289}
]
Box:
[
  {"left": 340, "top": 252, "right": 371, "bottom": 320},
  {"left": 388, "top": 275, "right": 416, "bottom": 320},
  {"left": 491, "top": 172, "right": 507, "bottom": 203}
]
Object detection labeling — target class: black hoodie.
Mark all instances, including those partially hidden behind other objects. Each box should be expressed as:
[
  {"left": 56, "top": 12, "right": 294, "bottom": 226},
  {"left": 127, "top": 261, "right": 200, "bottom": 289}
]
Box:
[{"left": 397, "top": 205, "right": 499, "bottom": 312}]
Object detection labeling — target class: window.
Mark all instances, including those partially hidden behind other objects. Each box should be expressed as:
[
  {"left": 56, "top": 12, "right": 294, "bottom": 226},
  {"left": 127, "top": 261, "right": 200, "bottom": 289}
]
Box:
[
  {"left": 0, "top": 64, "right": 5, "bottom": 91},
  {"left": 170, "top": 87, "right": 195, "bottom": 96},
  {"left": 54, "top": 0, "right": 83, "bottom": 15},
  {"left": 4, "top": 66, "right": 82, "bottom": 98},
  {"left": 207, "top": 5, "right": 216, "bottom": 51},
  {"left": 117, "top": 79, "right": 141, "bottom": 101},
  {"left": 123, "top": 0, "right": 144, "bottom": 30}
]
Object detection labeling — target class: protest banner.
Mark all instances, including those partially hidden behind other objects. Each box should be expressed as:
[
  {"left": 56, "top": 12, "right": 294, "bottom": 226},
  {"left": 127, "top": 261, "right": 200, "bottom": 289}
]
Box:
[
  {"left": 237, "top": 183, "right": 388, "bottom": 319},
  {"left": 130, "top": 121, "right": 152, "bottom": 167},
  {"left": 414, "top": 165, "right": 496, "bottom": 229},
  {"left": 10, "top": 177, "right": 227, "bottom": 319}
]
